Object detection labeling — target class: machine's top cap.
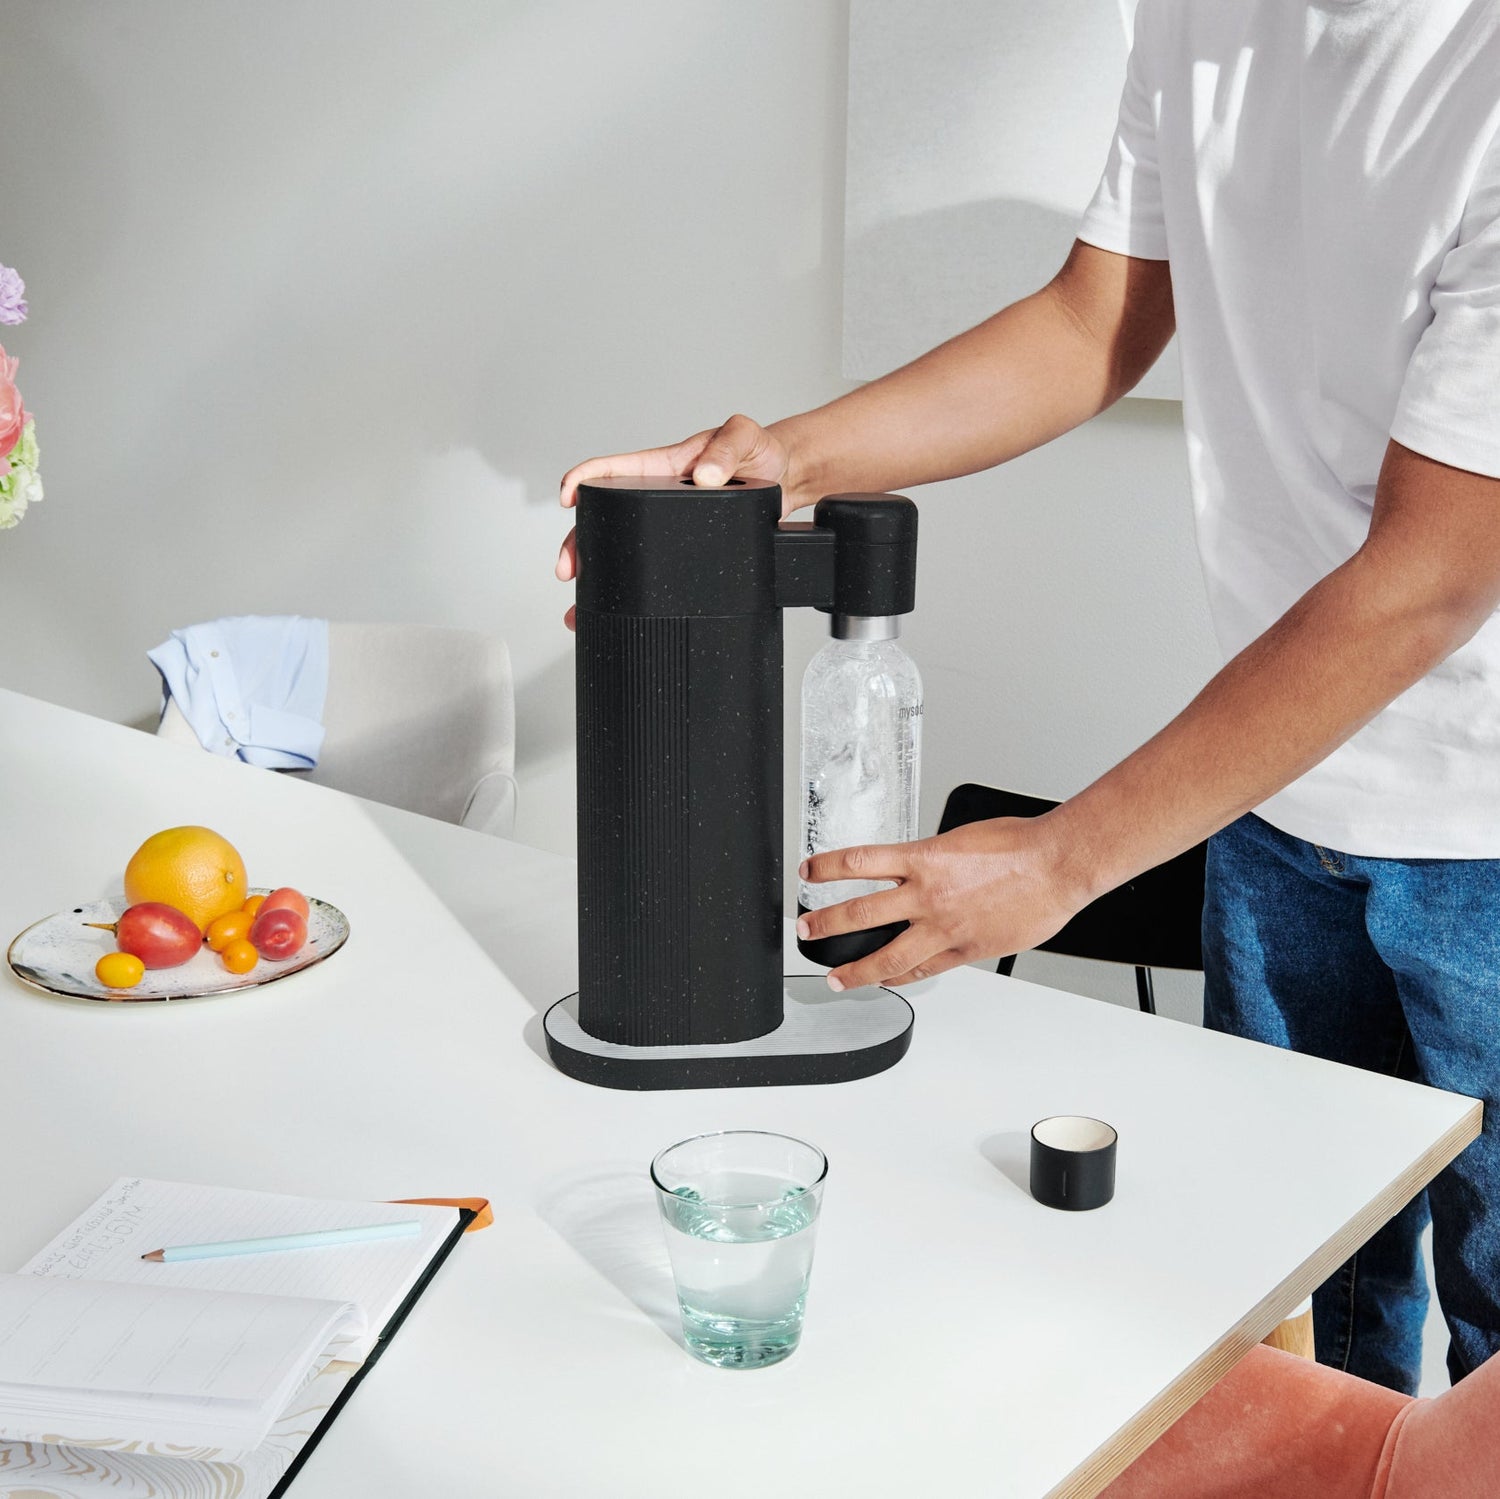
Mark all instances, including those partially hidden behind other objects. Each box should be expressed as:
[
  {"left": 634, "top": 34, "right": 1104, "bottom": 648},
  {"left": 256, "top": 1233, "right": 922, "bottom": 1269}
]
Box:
[
  {"left": 577, "top": 475, "right": 780, "bottom": 497},
  {"left": 574, "top": 475, "right": 784, "bottom": 618},
  {"left": 814, "top": 493, "right": 918, "bottom": 545},
  {"left": 813, "top": 492, "right": 918, "bottom": 619},
  {"left": 572, "top": 478, "right": 917, "bottom": 620}
]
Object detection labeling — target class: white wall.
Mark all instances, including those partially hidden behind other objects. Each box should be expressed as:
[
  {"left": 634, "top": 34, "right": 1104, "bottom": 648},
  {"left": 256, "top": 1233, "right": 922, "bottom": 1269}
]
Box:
[
  {"left": 844, "top": 0, "right": 1181, "bottom": 400},
  {"left": 0, "top": 1, "right": 1220, "bottom": 1020}
]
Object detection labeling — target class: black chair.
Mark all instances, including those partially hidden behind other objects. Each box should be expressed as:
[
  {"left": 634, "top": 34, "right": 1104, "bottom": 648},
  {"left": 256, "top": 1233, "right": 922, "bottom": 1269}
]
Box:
[{"left": 937, "top": 783, "right": 1207, "bottom": 1015}]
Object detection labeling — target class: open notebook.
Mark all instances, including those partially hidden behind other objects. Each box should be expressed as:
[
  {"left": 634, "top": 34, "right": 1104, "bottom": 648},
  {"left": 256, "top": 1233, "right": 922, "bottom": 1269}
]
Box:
[{"left": 0, "top": 1178, "right": 474, "bottom": 1498}]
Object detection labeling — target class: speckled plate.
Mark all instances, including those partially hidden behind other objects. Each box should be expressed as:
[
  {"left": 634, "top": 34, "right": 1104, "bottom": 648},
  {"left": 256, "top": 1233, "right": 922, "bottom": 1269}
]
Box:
[{"left": 6, "top": 891, "right": 349, "bottom": 1003}]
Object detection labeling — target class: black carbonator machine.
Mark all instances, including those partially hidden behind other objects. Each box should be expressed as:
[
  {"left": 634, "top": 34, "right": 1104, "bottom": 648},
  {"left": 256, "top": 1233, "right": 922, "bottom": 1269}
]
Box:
[{"left": 544, "top": 477, "right": 919, "bottom": 1090}]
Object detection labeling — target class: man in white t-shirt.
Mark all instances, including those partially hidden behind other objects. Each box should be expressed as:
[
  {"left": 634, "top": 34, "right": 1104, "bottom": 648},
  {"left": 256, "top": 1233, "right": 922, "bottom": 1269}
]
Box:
[{"left": 559, "top": 0, "right": 1500, "bottom": 1393}]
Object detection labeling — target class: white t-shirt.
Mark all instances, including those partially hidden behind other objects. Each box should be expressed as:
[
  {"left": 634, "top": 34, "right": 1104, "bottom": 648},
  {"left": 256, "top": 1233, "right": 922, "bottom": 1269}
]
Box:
[{"left": 1078, "top": 0, "right": 1500, "bottom": 858}]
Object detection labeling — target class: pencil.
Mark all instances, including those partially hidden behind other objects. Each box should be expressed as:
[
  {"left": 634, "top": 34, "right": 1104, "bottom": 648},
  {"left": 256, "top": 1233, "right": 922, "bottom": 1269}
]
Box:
[{"left": 140, "top": 1220, "right": 424, "bottom": 1262}]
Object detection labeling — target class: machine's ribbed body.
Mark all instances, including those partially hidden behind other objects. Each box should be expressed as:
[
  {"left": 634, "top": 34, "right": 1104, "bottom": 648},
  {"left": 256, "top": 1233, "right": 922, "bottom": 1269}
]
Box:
[
  {"left": 573, "top": 480, "right": 784, "bottom": 1047},
  {"left": 549, "top": 475, "right": 919, "bottom": 1089},
  {"left": 576, "top": 613, "right": 692, "bottom": 1043}
]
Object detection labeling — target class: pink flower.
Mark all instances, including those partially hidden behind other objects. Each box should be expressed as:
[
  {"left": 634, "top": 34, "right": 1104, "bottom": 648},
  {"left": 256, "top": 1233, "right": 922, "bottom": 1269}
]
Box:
[{"left": 0, "top": 346, "right": 27, "bottom": 464}]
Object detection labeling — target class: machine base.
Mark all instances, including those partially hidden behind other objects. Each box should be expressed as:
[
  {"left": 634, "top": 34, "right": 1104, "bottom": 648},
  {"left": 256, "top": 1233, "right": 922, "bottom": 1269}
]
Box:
[{"left": 543, "top": 976, "right": 914, "bottom": 1090}]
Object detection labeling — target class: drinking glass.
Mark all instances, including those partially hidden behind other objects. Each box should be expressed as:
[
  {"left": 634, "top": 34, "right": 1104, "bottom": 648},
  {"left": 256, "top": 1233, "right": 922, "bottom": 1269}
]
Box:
[{"left": 651, "top": 1130, "right": 828, "bottom": 1369}]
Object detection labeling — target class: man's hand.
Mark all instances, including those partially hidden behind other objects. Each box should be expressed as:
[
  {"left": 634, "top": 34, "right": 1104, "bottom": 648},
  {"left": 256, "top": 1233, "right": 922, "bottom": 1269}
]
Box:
[
  {"left": 795, "top": 815, "right": 1095, "bottom": 992},
  {"left": 554, "top": 416, "right": 793, "bottom": 629},
  {"left": 796, "top": 442, "right": 1500, "bottom": 996}
]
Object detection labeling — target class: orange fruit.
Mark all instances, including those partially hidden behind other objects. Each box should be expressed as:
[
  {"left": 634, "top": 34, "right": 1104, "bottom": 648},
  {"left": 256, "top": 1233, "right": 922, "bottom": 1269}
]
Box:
[
  {"left": 123, "top": 826, "right": 248, "bottom": 935},
  {"left": 220, "top": 938, "right": 258, "bottom": 974},
  {"left": 205, "top": 909, "right": 254, "bottom": 953},
  {"left": 242, "top": 894, "right": 265, "bottom": 918},
  {"left": 96, "top": 952, "right": 145, "bottom": 989}
]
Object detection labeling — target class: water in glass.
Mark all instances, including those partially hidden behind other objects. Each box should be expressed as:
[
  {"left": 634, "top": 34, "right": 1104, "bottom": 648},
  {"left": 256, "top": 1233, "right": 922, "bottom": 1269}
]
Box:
[{"left": 658, "top": 1170, "right": 821, "bottom": 1369}]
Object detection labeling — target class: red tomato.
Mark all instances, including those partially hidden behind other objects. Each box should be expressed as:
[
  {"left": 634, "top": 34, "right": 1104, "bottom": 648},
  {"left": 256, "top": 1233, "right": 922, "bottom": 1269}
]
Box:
[
  {"left": 249, "top": 905, "right": 308, "bottom": 961},
  {"left": 261, "top": 886, "right": 310, "bottom": 922}
]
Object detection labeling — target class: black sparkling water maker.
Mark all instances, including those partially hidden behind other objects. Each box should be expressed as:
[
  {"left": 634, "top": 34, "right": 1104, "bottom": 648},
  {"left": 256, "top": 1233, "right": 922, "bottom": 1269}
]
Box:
[{"left": 543, "top": 476, "right": 918, "bottom": 1090}]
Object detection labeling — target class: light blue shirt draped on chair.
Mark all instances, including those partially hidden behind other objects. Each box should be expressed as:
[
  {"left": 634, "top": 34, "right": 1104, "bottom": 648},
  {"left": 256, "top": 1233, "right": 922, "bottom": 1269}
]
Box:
[{"left": 148, "top": 616, "right": 329, "bottom": 770}]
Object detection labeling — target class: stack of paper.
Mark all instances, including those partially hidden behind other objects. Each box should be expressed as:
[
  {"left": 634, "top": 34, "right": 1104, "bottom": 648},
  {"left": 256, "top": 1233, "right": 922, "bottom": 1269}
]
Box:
[
  {"left": 0, "top": 1274, "right": 361, "bottom": 1450},
  {"left": 0, "top": 1177, "right": 464, "bottom": 1494}
]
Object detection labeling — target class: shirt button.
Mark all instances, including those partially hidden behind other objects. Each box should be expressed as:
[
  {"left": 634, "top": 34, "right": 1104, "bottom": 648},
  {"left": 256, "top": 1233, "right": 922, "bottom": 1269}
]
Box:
[
  {"left": 224, "top": 737, "right": 234, "bottom": 748},
  {"left": 210, "top": 650, "right": 220, "bottom": 658}
]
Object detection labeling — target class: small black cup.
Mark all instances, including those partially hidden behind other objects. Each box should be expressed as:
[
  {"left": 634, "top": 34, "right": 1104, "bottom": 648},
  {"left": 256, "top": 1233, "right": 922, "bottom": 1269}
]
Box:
[{"left": 1029, "top": 1115, "right": 1117, "bottom": 1211}]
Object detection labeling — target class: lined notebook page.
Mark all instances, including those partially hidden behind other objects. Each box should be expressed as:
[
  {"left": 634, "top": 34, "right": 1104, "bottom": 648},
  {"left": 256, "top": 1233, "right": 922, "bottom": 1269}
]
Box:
[
  {"left": 19, "top": 1179, "right": 460, "bottom": 1360},
  {"left": 0, "top": 1274, "right": 352, "bottom": 1402}
]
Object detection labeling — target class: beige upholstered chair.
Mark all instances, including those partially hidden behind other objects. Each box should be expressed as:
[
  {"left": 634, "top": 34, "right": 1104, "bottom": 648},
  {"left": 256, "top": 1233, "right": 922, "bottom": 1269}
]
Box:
[{"left": 157, "top": 622, "right": 517, "bottom": 838}]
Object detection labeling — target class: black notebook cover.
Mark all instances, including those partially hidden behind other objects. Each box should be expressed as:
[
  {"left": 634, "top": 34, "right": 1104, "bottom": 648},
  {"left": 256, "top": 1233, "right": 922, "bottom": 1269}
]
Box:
[{"left": 267, "top": 1206, "right": 477, "bottom": 1499}]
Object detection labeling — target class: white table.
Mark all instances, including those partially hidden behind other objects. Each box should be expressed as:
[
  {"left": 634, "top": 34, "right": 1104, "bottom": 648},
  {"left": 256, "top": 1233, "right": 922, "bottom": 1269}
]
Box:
[{"left": 0, "top": 688, "right": 1481, "bottom": 1498}]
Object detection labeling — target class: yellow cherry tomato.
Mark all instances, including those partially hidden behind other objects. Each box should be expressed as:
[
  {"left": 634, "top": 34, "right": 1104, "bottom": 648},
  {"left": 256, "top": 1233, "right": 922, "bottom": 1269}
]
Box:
[
  {"left": 206, "top": 909, "right": 254, "bottom": 952},
  {"left": 241, "top": 894, "right": 265, "bottom": 919},
  {"left": 220, "top": 938, "right": 259, "bottom": 975},
  {"left": 96, "top": 951, "right": 146, "bottom": 989}
]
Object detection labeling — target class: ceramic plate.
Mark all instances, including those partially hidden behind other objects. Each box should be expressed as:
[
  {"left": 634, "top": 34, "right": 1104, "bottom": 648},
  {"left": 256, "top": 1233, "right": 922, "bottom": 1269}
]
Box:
[{"left": 5, "top": 891, "right": 349, "bottom": 1003}]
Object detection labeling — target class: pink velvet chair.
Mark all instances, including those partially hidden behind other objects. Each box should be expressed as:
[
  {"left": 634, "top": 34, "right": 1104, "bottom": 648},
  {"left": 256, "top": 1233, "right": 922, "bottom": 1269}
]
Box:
[{"left": 1101, "top": 1344, "right": 1499, "bottom": 1498}]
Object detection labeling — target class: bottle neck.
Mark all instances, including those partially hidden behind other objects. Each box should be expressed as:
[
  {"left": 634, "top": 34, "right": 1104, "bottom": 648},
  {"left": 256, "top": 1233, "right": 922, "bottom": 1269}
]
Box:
[{"left": 831, "top": 614, "right": 900, "bottom": 641}]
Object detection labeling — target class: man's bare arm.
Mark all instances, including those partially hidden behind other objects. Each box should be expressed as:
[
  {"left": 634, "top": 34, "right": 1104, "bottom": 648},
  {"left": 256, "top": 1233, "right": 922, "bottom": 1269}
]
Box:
[
  {"left": 555, "top": 243, "right": 1174, "bottom": 624},
  {"left": 799, "top": 442, "right": 1500, "bottom": 990},
  {"left": 559, "top": 239, "right": 1174, "bottom": 508},
  {"left": 771, "top": 241, "right": 1176, "bottom": 505},
  {"left": 1051, "top": 442, "right": 1500, "bottom": 888}
]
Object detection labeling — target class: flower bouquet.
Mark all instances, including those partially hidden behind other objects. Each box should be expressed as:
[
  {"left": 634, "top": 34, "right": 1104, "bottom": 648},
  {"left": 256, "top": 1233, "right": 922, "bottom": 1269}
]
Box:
[{"left": 0, "top": 263, "right": 42, "bottom": 530}]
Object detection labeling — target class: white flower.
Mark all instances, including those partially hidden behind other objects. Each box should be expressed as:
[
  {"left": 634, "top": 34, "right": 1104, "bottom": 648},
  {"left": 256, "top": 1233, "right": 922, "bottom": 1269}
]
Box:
[{"left": 0, "top": 419, "right": 42, "bottom": 530}]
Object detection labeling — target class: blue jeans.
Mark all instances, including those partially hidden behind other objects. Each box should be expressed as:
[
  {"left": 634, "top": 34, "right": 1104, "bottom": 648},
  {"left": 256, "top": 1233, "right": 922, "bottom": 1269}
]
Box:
[{"left": 1203, "top": 812, "right": 1500, "bottom": 1394}]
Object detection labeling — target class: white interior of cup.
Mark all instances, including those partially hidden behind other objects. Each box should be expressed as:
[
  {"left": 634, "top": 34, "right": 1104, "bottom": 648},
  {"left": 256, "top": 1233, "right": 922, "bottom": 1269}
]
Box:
[{"left": 1032, "top": 1115, "right": 1117, "bottom": 1153}]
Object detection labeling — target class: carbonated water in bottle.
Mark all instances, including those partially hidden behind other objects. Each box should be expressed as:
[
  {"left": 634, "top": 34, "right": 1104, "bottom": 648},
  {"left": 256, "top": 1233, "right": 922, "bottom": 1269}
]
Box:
[{"left": 799, "top": 617, "right": 922, "bottom": 913}]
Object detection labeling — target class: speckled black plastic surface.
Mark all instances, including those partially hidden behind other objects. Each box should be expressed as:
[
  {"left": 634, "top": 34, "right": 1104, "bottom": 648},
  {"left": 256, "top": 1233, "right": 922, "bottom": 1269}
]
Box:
[
  {"left": 812, "top": 493, "right": 918, "bottom": 619},
  {"left": 794, "top": 903, "right": 909, "bottom": 969},
  {"left": 1030, "top": 1121, "right": 1118, "bottom": 1211},
  {"left": 544, "top": 979, "right": 914, "bottom": 1090},
  {"left": 569, "top": 478, "right": 919, "bottom": 1088}
]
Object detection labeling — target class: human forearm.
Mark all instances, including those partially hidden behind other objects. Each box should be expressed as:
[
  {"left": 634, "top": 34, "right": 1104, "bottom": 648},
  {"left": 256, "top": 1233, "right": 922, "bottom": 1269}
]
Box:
[
  {"left": 557, "top": 244, "right": 1172, "bottom": 622},
  {"left": 1046, "top": 544, "right": 1492, "bottom": 904},
  {"left": 796, "top": 443, "right": 1500, "bottom": 992},
  {"left": 774, "top": 242, "right": 1175, "bottom": 507},
  {"left": 771, "top": 289, "right": 1113, "bottom": 503},
  {"left": 799, "top": 541, "right": 1485, "bottom": 985}
]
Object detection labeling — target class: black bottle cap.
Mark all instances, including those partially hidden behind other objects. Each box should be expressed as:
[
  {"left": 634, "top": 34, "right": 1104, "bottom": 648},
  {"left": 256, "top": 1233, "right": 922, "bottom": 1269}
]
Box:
[
  {"left": 1029, "top": 1116, "right": 1118, "bottom": 1211},
  {"left": 813, "top": 493, "right": 918, "bottom": 618},
  {"left": 795, "top": 903, "right": 909, "bottom": 968}
]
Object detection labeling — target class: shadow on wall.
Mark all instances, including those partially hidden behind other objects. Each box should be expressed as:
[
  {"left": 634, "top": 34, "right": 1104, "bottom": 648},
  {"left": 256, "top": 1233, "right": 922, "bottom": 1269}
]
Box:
[
  {"left": 844, "top": 196, "right": 1180, "bottom": 397},
  {"left": 844, "top": 197, "right": 1084, "bottom": 379}
]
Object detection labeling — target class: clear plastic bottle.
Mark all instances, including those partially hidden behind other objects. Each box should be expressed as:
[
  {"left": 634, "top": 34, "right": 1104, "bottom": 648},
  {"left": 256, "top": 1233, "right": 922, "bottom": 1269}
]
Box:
[{"left": 799, "top": 617, "right": 922, "bottom": 913}]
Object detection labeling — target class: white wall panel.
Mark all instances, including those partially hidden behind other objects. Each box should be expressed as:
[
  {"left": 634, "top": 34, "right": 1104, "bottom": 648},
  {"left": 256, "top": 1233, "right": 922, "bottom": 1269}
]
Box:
[{"left": 844, "top": 0, "right": 1181, "bottom": 398}]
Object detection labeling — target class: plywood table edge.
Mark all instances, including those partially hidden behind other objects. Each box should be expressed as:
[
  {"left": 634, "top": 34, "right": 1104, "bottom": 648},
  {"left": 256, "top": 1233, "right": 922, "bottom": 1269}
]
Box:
[{"left": 1047, "top": 1098, "right": 1483, "bottom": 1499}]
